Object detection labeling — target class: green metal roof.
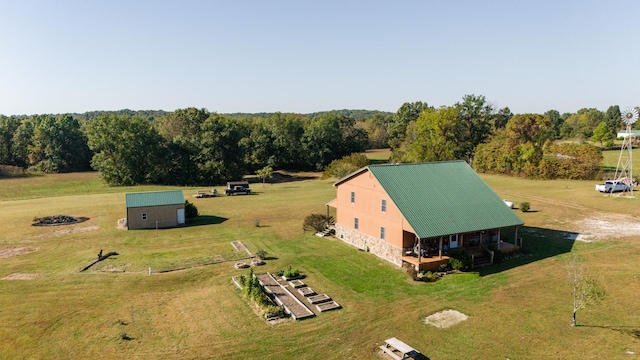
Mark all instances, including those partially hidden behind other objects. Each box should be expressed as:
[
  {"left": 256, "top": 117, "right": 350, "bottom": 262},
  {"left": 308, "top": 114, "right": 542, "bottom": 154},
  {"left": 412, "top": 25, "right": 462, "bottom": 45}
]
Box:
[
  {"left": 126, "top": 190, "right": 185, "bottom": 208},
  {"left": 367, "top": 161, "right": 524, "bottom": 239}
]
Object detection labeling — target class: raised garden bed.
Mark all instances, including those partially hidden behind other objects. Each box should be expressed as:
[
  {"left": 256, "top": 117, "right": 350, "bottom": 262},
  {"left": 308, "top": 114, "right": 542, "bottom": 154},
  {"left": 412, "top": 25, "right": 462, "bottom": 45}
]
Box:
[
  {"left": 307, "top": 294, "right": 331, "bottom": 304},
  {"left": 316, "top": 301, "right": 341, "bottom": 312},
  {"left": 288, "top": 279, "right": 305, "bottom": 288},
  {"left": 298, "top": 287, "right": 316, "bottom": 297}
]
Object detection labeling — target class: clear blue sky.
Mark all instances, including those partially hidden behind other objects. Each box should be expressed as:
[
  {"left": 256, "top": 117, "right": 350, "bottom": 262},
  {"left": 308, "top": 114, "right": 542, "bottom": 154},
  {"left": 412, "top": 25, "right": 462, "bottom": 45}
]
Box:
[{"left": 1, "top": 0, "right": 639, "bottom": 116}]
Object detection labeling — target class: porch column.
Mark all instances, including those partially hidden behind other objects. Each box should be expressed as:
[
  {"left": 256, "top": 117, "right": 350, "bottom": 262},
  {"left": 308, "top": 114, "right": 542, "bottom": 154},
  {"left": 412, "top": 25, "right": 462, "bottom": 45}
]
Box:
[
  {"left": 460, "top": 233, "right": 464, "bottom": 247},
  {"left": 438, "top": 236, "right": 443, "bottom": 259},
  {"left": 497, "top": 228, "right": 501, "bottom": 250},
  {"left": 514, "top": 225, "right": 519, "bottom": 245},
  {"left": 326, "top": 204, "right": 330, "bottom": 219},
  {"left": 417, "top": 235, "right": 421, "bottom": 263},
  {"left": 480, "top": 231, "right": 483, "bottom": 247}
]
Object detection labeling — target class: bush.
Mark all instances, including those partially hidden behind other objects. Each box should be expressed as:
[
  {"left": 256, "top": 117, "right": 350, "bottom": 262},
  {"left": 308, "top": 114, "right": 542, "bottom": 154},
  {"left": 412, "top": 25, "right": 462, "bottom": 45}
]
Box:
[
  {"left": 417, "top": 270, "right": 439, "bottom": 282},
  {"left": 520, "top": 202, "right": 530, "bottom": 212},
  {"left": 283, "top": 266, "right": 300, "bottom": 279},
  {"left": 255, "top": 249, "right": 267, "bottom": 260},
  {"left": 322, "top": 153, "right": 369, "bottom": 179},
  {"left": 448, "top": 257, "right": 465, "bottom": 271},
  {"left": 302, "top": 213, "right": 334, "bottom": 232},
  {"left": 448, "top": 248, "right": 472, "bottom": 271},
  {"left": 184, "top": 200, "right": 199, "bottom": 219}
]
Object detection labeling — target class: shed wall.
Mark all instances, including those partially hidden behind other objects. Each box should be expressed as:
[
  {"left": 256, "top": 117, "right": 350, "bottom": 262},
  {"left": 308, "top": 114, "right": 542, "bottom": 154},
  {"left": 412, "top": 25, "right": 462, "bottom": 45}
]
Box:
[{"left": 127, "top": 204, "right": 184, "bottom": 230}]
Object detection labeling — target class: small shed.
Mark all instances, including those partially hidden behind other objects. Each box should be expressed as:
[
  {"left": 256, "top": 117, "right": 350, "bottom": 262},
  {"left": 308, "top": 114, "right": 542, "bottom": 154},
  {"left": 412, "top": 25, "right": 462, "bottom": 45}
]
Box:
[{"left": 126, "top": 190, "right": 186, "bottom": 230}]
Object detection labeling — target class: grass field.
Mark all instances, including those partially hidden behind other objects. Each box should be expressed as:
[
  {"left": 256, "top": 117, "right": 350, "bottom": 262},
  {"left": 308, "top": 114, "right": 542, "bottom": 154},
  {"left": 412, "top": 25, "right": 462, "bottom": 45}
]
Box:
[{"left": 1, "top": 170, "right": 640, "bottom": 359}]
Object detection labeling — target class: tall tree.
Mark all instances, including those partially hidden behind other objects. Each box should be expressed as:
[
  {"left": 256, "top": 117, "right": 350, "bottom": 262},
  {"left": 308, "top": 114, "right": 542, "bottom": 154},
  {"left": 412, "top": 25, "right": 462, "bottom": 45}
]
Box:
[
  {"left": 591, "top": 122, "right": 615, "bottom": 147},
  {"left": 302, "top": 114, "right": 343, "bottom": 170},
  {"left": 198, "top": 114, "right": 247, "bottom": 184},
  {"left": 0, "top": 116, "right": 21, "bottom": 166},
  {"left": 544, "top": 110, "right": 563, "bottom": 139},
  {"left": 454, "top": 94, "right": 494, "bottom": 163},
  {"left": 10, "top": 118, "right": 35, "bottom": 168},
  {"left": 604, "top": 105, "right": 622, "bottom": 137},
  {"left": 28, "top": 115, "right": 91, "bottom": 173},
  {"left": 157, "top": 107, "right": 209, "bottom": 143},
  {"left": 403, "top": 106, "right": 458, "bottom": 163},
  {"left": 388, "top": 101, "right": 430, "bottom": 152},
  {"left": 565, "top": 254, "right": 605, "bottom": 327},
  {"left": 87, "top": 114, "right": 163, "bottom": 186}
]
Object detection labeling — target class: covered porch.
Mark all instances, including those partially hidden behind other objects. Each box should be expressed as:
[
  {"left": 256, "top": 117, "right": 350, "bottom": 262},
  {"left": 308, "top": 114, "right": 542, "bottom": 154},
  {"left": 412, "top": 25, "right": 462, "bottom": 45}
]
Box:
[{"left": 401, "top": 226, "right": 521, "bottom": 271}]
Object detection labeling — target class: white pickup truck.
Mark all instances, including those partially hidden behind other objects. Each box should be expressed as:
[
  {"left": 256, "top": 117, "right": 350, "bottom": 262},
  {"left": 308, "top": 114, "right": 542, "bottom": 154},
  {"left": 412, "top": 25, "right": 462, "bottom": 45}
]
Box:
[{"left": 595, "top": 180, "right": 631, "bottom": 193}]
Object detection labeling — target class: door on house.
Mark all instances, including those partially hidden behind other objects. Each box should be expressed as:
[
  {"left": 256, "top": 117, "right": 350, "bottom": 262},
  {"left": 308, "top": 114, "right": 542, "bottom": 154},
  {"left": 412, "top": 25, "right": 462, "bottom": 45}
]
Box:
[
  {"left": 177, "top": 208, "right": 185, "bottom": 224},
  {"left": 449, "top": 234, "right": 458, "bottom": 249}
]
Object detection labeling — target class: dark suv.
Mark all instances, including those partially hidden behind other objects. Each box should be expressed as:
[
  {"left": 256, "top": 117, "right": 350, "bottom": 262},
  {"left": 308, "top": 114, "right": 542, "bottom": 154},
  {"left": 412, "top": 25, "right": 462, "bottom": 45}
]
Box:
[{"left": 225, "top": 181, "right": 251, "bottom": 195}]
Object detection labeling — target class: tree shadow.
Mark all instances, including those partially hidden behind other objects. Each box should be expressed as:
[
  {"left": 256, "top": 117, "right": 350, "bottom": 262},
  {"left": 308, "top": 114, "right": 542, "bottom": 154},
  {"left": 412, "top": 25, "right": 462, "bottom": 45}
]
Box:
[
  {"left": 185, "top": 215, "right": 228, "bottom": 227},
  {"left": 577, "top": 324, "right": 640, "bottom": 339},
  {"left": 252, "top": 171, "right": 319, "bottom": 184},
  {"left": 477, "top": 226, "right": 576, "bottom": 276}
]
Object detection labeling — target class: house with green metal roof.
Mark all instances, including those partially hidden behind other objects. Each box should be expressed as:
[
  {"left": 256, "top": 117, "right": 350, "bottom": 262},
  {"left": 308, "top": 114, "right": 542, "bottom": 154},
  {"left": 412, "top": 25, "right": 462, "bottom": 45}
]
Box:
[
  {"left": 125, "top": 190, "right": 186, "bottom": 230},
  {"left": 328, "top": 161, "right": 524, "bottom": 271}
]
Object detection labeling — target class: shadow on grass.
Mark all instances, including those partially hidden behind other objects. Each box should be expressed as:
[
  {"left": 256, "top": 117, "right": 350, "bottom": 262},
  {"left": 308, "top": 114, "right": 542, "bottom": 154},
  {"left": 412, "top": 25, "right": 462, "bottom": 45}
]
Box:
[
  {"left": 185, "top": 215, "right": 228, "bottom": 227},
  {"left": 251, "top": 171, "right": 319, "bottom": 184},
  {"left": 577, "top": 324, "right": 640, "bottom": 339},
  {"left": 478, "top": 226, "right": 576, "bottom": 276}
]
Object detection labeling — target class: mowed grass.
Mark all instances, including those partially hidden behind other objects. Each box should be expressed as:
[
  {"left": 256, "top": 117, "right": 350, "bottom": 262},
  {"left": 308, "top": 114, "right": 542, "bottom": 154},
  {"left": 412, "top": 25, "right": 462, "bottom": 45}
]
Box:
[{"left": 1, "top": 172, "right": 640, "bottom": 359}]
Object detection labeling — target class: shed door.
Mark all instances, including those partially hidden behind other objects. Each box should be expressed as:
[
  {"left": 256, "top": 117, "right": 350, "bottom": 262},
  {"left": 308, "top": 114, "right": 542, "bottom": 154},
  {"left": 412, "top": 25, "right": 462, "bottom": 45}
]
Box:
[{"left": 177, "top": 208, "right": 185, "bottom": 224}]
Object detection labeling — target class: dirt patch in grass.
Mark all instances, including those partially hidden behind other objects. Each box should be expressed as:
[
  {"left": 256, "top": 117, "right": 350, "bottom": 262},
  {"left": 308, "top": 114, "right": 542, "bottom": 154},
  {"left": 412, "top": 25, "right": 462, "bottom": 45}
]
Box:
[
  {"left": 2, "top": 273, "right": 42, "bottom": 280},
  {"left": 36, "top": 225, "right": 100, "bottom": 238},
  {"left": 425, "top": 309, "right": 468, "bottom": 328},
  {"left": 0, "top": 247, "right": 35, "bottom": 258},
  {"left": 570, "top": 213, "right": 640, "bottom": 242}
]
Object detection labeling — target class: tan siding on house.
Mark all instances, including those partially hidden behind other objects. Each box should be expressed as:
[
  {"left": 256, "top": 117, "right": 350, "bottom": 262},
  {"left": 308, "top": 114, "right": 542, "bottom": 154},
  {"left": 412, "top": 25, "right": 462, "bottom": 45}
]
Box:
[
  {"left": 335, "top": 169, "right": 414, "bottom": 250},
  {"left": 127, "top": 204, "right": 184, "bottom": 230}
]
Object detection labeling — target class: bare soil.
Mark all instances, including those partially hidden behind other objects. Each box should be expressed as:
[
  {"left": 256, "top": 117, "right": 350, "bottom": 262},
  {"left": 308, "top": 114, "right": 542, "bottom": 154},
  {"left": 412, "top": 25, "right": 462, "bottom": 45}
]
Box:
[
  {"left": 2, "top": 273, "right": 42, "bottom": 280},
  {"left": 570, "top": 213, "right": 640, "bottom": 242},
  {"left": 36, "top": 225, "right": 100, "bottom": 238},
  {"left": 425, "top": 309, "right": 468, "bottom": 328},
  {"left": 0, "top": 247, "right": 35, "bottom": 258}
]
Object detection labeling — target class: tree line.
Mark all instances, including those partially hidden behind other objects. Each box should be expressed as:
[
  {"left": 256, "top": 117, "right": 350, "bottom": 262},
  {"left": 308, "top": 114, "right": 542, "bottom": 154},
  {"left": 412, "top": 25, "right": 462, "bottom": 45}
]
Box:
[
  {"left": 385, "top": 96, "right": 631, "bottom": 180},
  {"left": 0, "top": 98, "right": 634, "bottom": 183},
  {"left": 0, "top": 109, "right": 368, "bottom": 185}
]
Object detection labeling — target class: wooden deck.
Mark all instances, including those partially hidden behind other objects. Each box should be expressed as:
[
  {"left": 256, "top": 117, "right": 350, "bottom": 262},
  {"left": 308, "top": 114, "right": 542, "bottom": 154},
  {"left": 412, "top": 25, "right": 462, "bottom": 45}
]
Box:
[{"left": 402, "top": 254, "right": 450, "bottom": 272}]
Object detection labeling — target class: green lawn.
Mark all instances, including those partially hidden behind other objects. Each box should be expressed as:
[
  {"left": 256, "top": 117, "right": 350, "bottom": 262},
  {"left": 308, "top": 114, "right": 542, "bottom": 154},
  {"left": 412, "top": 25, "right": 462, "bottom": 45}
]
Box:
[{"left": 1, "top": 172, "right": 639, "bottom": 359}]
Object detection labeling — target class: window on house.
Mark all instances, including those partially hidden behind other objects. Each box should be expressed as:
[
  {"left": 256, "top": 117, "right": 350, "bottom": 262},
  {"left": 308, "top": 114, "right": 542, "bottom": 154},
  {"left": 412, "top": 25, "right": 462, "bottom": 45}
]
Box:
[
  {"left": 381, "top": 199, "right": 387, "bottom": 213},
  {"left": 354, "top": 218, "right": 359, "bottom": 230},
  {"left": 141, "top": 213, "right": 148, "bottom": 220},
  {"left": 380, "top": 226, "right": 386, "bottom": 240},
  {"left": 350, "top": 191, "right": 355, "bottom": 204}
]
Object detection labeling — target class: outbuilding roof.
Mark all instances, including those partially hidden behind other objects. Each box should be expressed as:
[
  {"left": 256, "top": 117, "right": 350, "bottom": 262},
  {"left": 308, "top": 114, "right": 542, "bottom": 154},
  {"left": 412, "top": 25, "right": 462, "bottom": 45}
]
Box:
[
  {"left": 336, "top": 161, "right": 523, "bottom": 239},
  {"left": 125, "top": 190, "right": 185, "bottom": 208}
]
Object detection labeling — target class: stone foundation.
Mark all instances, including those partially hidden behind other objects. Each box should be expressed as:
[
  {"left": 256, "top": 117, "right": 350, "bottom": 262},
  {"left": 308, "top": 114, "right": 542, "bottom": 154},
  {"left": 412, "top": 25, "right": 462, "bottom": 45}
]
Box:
[{"left": 335, "top": 223, "right": 402, "bottom": 267}]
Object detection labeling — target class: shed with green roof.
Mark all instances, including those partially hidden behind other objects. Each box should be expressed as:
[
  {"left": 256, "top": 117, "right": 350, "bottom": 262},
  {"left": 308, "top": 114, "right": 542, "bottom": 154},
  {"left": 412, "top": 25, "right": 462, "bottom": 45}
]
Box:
[
  {"left": 125, "top": 190, "right": 186, "bottom": 230},
  {"left": 329, "top": 161, "right": 524, "bottom": 270}
]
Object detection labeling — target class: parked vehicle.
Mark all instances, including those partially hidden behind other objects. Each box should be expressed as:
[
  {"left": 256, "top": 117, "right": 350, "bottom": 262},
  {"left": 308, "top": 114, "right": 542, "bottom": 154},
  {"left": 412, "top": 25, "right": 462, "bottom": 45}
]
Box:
[
  {"left": 595, "top": 180, "right": 631, "bottom": 193},
  {"left": 503, "top": 199, "right": 514, "bottom": 209},
  {"left": 225, "top": 181, "right": 251, "bottom": 195},
  {"left": 192, "top": 189, "right": 218, "bottom": 198}
]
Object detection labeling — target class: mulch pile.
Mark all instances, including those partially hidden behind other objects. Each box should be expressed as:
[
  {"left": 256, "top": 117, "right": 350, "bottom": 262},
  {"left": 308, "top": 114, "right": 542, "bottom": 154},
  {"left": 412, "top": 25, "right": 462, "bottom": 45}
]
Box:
[{"left": 32, "top": 215, "right": 88, "bottom": 226}]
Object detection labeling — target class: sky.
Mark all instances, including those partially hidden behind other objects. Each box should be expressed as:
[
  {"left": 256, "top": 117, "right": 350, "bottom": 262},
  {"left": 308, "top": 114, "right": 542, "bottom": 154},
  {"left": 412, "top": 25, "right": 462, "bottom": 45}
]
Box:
[{"left": 1, "top": 0, "right": 639, "bottom": 116}]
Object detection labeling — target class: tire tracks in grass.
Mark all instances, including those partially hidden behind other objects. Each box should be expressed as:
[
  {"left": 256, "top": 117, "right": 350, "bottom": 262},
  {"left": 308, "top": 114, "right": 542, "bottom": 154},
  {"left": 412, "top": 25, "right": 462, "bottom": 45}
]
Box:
[{"left": 500, "top": 191, "right": 593, "bottom": 212}]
